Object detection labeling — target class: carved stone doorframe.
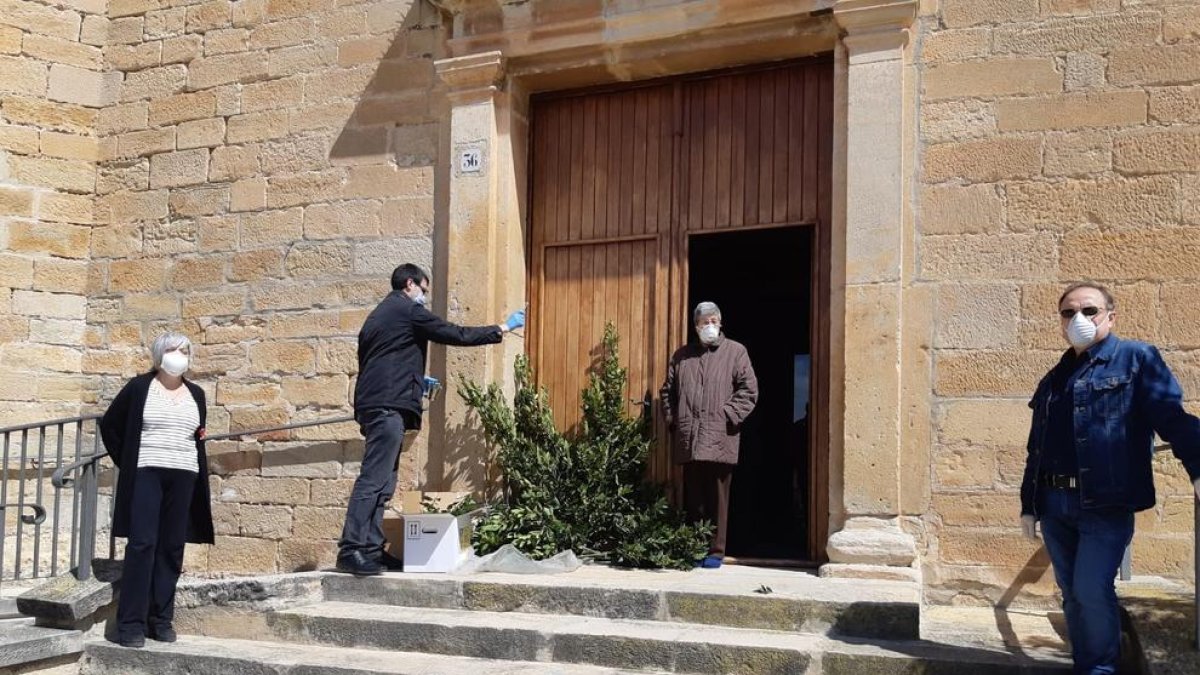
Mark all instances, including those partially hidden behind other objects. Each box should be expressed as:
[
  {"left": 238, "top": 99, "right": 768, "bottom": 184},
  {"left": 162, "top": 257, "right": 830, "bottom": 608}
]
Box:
[{"left": 431, "top": 0, "right": 923, "bottom": 579}]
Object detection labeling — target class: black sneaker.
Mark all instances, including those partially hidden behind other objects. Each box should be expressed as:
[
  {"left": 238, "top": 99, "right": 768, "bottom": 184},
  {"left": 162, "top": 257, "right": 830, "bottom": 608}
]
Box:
[
  {"left": 378, "top": 550, "right": 403, "bottom": 571},
  {"left": 335, "top": 550, "right": 384, "bottom": 576},
  {"left": 111, "top": 634, "right": 144, "bottom": 648},
  {"left": 148, "top": 625, "right": 177, "bottom": 642}
]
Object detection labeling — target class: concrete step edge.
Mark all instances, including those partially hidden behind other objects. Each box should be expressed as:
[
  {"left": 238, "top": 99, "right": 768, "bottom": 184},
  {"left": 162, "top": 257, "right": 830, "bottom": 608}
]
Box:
[
  {"left": 322, "top": 573, "right": 920, "bottom": 640},
  {"left": 262, "top": 601, "right": 1070, "bottom": 673},
  {"left": 81, "top": 634, "right": 668, "bottom": 675},
  {"left": 0, "top": 623, "right": 83, "bottom": 669}
]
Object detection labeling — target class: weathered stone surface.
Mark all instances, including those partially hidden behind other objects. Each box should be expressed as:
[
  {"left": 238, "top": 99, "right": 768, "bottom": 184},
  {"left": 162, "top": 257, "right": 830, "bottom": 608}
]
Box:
[
  {"left": 937, "top": 399, "right": 1031, "bottom": 447},
  {"left": 920, "top": 233, "right": 1057, "bottom": 281},
  {"left": 996, "top": 91, "right": 1147, "bottom": 132},
  {"left": 923, "top": 137, "right": 1043, "bottom": 184},
  {"left": 1109, "top": 44, "right": 1200, "bottom": 87},
  {"left": 919, "top": 184, "right": 1004, "bottom": 235},
  {"left": 826, "top": 519, "right": 917, "bottom": 567},
  {"left": 1007, "top": 175, "right": 1178, "bottom": 231},
  {"left": 1043, "top": 131, "right": 1111, "bottom": 177},
  {"left": 1114, "top": 128, "right": 1200, "bottom": 175},
  {"left": 924, "top": 59, "right": 1061, "bottom": 100},
  {"left": 934, "top": 283, "right": 1020, "bottom": 349}
]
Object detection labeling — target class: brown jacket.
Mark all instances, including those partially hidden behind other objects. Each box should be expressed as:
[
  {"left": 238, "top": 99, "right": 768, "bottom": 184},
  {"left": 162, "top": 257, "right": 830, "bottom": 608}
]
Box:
[{"left": 660, "top": 336, "right": 759, "bottom": 465}]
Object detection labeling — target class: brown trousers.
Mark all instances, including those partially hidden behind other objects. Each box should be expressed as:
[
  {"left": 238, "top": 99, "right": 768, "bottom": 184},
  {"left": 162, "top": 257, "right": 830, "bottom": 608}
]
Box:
[{"left": 683, "top": 461, "right": 733, "bottom": 558}]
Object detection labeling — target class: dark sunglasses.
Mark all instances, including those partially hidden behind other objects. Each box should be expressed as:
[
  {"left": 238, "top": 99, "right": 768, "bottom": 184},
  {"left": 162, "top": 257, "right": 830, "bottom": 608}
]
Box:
[{"left": 1059, "top": 306, "right": 1104, "bottom": 319}]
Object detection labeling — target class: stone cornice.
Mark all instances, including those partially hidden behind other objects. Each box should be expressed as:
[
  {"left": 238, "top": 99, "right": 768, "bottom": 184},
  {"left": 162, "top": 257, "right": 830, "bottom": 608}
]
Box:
[
  {"left": 832, "top": 0, "right": 918, "bottom": 34},
  {"left": 435, "top": 51, "right": 506, "bottom": 102}
]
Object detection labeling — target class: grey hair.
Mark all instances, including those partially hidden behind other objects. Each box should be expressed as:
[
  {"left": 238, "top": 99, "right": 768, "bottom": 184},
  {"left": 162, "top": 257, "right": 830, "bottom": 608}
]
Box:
[
  {"left": 693, "top": 301, "right": 721, "bottom": 324},
  {"left": 150, "top": 332, "right": 192, "bottom": 369}
]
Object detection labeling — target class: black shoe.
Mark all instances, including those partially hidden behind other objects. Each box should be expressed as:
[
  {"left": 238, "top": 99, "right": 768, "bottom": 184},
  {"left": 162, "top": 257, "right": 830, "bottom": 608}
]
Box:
[
  {"left": 148, "top": 625, "right": 177, "bottom": 642},
  {"left": 335, "top": 550, "right": 384, "bottom": 576},
  {"left": 111, "top": 634, "right": 144, "bottom": 648},
  {"left": 377, "top": 550, "right": 403, "bottom": 571}
]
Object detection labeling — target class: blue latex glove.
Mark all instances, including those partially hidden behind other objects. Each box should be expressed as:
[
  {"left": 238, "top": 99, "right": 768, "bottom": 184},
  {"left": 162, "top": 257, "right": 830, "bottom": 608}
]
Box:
[
  {"left": 504, "top": 309, "right": 526, "bottom": 331},
  {"left": 423, "top": 376, "right": 440, "bottom": 398}
]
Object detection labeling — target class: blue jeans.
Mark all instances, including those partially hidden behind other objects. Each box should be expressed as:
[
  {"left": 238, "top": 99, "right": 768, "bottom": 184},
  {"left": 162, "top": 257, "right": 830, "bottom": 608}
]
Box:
[
  {"left": 1038, "top": 487, "right": 1134, "bottom": 675},
  {"left": 338, "top": 409, "right": 406, "bottom": 557}
]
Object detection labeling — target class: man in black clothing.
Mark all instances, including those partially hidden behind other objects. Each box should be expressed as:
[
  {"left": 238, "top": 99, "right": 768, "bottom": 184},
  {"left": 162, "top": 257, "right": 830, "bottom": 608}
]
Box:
[{"left": 337, "top": 263, "right": 525, "bottom": 575}]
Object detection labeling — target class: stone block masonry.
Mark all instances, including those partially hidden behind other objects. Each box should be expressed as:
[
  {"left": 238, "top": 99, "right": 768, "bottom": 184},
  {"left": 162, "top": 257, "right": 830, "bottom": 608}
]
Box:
[{"left": 918, "top": 0, "right": 1200, "bottom": 606}]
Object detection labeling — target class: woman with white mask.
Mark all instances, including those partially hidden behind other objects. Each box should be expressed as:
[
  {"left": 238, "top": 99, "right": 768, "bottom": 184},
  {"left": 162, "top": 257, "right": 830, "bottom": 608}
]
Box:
[{"left": 99, "top": 332, "right": 214, "bottom": 648}]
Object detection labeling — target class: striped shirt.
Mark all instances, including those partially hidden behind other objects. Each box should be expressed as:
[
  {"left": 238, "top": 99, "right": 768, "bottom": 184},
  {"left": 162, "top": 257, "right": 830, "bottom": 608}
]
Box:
[{"left": 137, "top": 379, "right": 200, "bottom": 473}]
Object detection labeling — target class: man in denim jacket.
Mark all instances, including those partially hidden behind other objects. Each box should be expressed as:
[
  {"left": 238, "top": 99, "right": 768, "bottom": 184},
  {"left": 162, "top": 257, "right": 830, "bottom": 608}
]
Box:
[{"left": 1020, "top": 282, "right": 1200, "bottom": 674}]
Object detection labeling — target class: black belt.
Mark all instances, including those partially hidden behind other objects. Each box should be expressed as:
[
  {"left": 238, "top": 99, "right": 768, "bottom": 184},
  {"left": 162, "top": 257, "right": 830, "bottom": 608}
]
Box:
[{"left": 1040, "top": 473, "right": 1078, "bottom": 489}]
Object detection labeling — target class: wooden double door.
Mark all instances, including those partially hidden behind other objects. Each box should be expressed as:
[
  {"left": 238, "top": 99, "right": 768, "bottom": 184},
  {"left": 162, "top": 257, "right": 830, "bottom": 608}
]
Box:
[{"left": 527, "top": 57, "right": 833, "bottom": 560}]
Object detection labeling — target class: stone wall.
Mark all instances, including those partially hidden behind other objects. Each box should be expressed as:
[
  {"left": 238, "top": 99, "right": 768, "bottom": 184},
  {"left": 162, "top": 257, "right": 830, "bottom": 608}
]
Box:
[
  {"left": 84, "top": 0, "right": 448, "bottom": 574},
  {"left": 1, "top": 0, "right": 115, "bottom": 424},
  {"left": 916, "top": 0, "right": 1200, "bottom": 604}
]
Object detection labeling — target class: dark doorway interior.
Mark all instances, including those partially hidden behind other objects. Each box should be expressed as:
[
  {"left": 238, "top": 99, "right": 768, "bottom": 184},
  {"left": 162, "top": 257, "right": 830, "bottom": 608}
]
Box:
[{"left": 687, "top": 226, "right": 812, "bottom": 561}]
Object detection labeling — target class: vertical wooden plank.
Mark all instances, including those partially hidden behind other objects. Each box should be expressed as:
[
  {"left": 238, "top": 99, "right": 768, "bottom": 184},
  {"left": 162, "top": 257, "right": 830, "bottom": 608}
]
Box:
[
  {"left": 543, "top": 248, "right": 560, "bottom": 425},
  {"left": 804, "top": 65, "right": 822, "bottom": 224},
  {"left": 757, "top": 69, "right": 775, "bottom": 226},
  {"left": 657, "top": 87, "right": 673, "bottom": 233},
  {"left": 580, "top": 97, "right": 597, "bottom": 240},
  {"left": 568, "top": 98, "right": 584, "bottom": 242},
  {"left": 542, "top": 103, "right": 560, "bottom": 245},
  {"left": 593, "top": 96, "right": 610, "bottom": 242},
  {"left": 578, "top": 243, "right": 595, "bottom": 419},
  {"left": 565, "top": 245, "right": 583, "bottom": 428},
  {"left": 701, "top": 79, "right": 718, "bottom": 231},
  {"left": 730, "top": 74, "right": 746, "bottom": 229},
  {"left": 632, "top": 90, "right": 649, "bottom": 236},
  {"left": 787, "top": 65, "right": 806, "bottom": 223},
  {"left": 627, "top": 240, "right": 645, "bottom": 417},
  {"left": 528, "top": 100, "right": 548, "bottom": 376},
  {"left": 593, "top": 240, "right": 609, "bottom": 379},
  {"left": 620, "top": 93, "right": 637, "bottom": 237},
  {"left": 607, "top": 94, "right": 623, "bottom": 239},
  {"left": 645, "top": 89, "right": 662, "bottom": 235},
  {"left": 818, "top": 65, "right": 833, "bottom": 227},
  {"left": 558, "top": 99, "right": 574, "bottom": 243},
  {"left": 743, "top": 73, "right": 760, "bottom": 227},
  {"left": 773, "top": 68, "right": 790, "bottom": 223},
  {"left": 715, "top": 75, "right": 733, "bottom": 230},
  {"left": 687, "top": 84, "right": 704, "bottom": 232}
]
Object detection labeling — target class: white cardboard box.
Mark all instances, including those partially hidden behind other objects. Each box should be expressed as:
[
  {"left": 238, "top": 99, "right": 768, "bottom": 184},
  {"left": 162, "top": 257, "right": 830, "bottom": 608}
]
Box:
[{"left": 400, "top": 512, "right": 475, "bottom": 573}]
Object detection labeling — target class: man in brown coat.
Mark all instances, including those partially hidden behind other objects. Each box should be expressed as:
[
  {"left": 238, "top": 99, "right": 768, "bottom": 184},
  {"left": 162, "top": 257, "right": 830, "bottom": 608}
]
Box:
[{"left": 661, "top": 301, "right": 759, "bottom": 568}]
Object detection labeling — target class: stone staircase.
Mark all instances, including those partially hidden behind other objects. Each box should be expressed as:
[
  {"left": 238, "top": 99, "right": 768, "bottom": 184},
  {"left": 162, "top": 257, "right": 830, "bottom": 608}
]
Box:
[{"left": 74, "top": 566, "right": 1071, "bottom": 674}]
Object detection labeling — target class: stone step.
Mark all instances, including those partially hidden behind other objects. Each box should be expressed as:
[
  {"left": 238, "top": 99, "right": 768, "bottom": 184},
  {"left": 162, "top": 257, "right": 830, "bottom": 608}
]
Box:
[
  {"left": 322, "top": 566, "right": 920, "bottom": 640},
  {"left": 0, "top": 617, "right": 81, "bottom": 669},
  {"left": 80, "top": 635, "right": 665, "bottom": 675},
  {"left": 255, "top": 601, "right": 1071, "bottom": 674}
]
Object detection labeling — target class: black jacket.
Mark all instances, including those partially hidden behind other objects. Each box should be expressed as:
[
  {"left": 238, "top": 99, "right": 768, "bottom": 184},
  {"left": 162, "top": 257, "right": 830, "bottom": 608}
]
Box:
[
  {"left": 354, "top": 291, "right": 502, "bottom": 422},
  {"left": 99, "top": 372, "right": 215, "bottom": 544}
]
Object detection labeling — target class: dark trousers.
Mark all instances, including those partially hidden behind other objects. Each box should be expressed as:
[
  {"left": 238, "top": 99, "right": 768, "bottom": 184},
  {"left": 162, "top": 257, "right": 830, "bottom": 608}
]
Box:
[
  {"left": 116, "top": 467, "right": 196, "bottom": 640},
  {"left": 1038, "top": 487, "right": 1135, "bottom": 675},
  {"left": 683, "top": 461, "right": 733, "bottom": 558},
  {"left": 339, "top": 409, "right": 406, "bottom": 557}
]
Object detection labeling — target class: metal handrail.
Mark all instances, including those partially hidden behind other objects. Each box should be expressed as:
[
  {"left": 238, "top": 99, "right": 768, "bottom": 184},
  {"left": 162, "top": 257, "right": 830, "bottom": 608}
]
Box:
[{"left": 0, "top": 415, "right": 102, "bottom": 436}]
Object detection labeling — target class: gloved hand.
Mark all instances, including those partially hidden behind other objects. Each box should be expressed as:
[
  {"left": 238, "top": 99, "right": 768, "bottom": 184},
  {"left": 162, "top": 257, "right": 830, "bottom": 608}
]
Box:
[
  {"left": 1021, "top": 514, "right": 1039, "bottom": 540},
  {"left": 504, "top": 309, "right": 526, "bottom": 332},
  {"left": 423, "top": 376, "right": 441, "bottom": 398}
]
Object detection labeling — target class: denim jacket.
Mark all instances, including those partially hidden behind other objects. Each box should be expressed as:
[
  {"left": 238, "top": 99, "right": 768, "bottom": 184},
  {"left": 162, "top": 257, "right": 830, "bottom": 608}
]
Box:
[{"left": 1021, "top": 335, "right": 1200, "bottom": 515}]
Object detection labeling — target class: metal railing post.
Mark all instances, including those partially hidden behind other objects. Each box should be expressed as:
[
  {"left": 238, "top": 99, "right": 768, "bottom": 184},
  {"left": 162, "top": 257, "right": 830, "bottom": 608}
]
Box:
[
  {"left": 76, "top": 434, "right": 101, "bottom": 582},
  {"left": 1194, "top": 492, "right": 1198, "bottom": 650}
]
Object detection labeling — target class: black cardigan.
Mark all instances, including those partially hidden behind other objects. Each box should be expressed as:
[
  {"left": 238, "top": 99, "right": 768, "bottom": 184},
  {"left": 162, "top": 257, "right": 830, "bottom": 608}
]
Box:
[{"left": 99, "top": 372, "right": 215, "bottom": 544}]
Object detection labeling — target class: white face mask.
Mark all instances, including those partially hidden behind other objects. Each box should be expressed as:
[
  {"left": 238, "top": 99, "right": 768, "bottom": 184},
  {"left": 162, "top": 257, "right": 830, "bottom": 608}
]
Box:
[
  {"left": 407, "top": 285, "right": 427, "bottom": 306},
  {"left": 1065, "top": 311, "right": 1098, "bottom": 350},
  {"left": 160, "top": 351, "right": 189, "bottom": 376},
  {"left": 698, "top": 324, "right": 720, "bottom": 345}
]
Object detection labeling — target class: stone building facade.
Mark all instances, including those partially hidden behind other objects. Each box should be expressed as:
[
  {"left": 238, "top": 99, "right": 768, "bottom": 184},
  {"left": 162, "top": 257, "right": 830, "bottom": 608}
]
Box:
[{"left": 1, "top": 0, "right": 1197, "bottom": 605}]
